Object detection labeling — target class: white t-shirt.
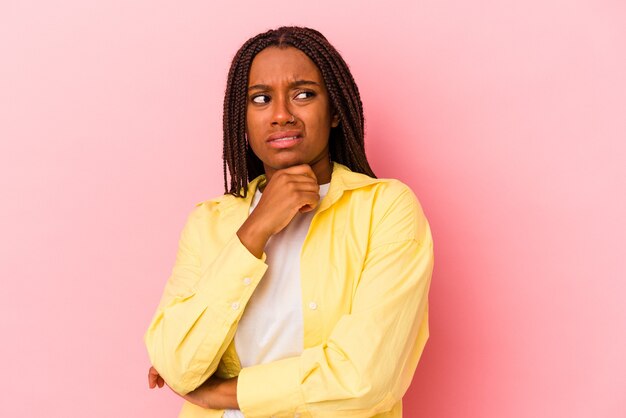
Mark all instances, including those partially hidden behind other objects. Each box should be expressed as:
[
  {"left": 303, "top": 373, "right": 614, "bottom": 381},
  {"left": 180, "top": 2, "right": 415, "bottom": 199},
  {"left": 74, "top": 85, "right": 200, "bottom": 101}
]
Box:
[{"left": 223, "top": 182, "right": 331, "bottom": 417}]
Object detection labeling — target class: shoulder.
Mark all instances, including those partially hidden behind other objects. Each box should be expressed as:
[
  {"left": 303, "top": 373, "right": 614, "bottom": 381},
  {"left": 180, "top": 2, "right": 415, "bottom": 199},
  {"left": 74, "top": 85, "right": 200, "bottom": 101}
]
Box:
[
  {"left": 193, "top": 193, "right": 235, "bottom": 211},
  {"left": 372, "top": 178, "right": 419, "bottom": 206},
  {"left": 349, "top": 177, "right": 429, "bottom": 246},
  {"left": 334, "top": 165, "right": 417, "bottom": 203},
  {"left": 178, "top": 193, "right": 240, "bottom": 230},
  {"left": 348, "top": 175, "right": 423, "bottom": 218},
  {"left": 188, "top": 175, "right": 264, "bottom": 220}
]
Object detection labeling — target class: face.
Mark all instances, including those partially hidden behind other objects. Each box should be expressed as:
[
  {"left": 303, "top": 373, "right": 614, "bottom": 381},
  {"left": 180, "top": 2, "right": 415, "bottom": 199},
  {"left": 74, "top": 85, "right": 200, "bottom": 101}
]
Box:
[{"left": 246, "top": 46, "right": 339, "bottom": 180}]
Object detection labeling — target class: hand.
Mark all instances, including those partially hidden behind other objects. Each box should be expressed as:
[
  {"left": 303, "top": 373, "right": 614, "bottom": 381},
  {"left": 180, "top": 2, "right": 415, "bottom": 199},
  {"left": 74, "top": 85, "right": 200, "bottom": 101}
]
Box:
[
  {"left": 237, "top": 164, "right": 320, "bottom": 258},
  {"left": 148, "top": 366, "right": 164, "bottom": 389},
  {"left": 147, "top": 366, "right": 239, "bottom": 410},
  {"left": 175, "top": 376, "right": 239, "bottom": 410},
  {"left": 253, "top": 163, "right": 320, "bottom": 232}
]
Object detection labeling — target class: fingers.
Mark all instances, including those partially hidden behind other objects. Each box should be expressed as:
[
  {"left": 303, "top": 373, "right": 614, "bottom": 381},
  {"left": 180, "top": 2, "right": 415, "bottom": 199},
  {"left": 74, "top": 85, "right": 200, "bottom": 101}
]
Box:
[
  {"left": 298, "top": 191, "right": 321, "bottom": 213},
  {"left": 148, "top": 366, "right": 164, "bottom": 389},
  {"left": 273, "top": 173, "right": 319, "bottom": 189},
  {"left": 300, "top": 190, "right": 321, "bottom": 206},
  {"left": 281, "top": 176, "right": 319, "bottom": 186},
  {"left": 279, "top": 164, "right": 318, "bottom": 181},
  {"left": 148, "top": 367, "right": 155, "bottom": 388},
  {"left": 246, "top": 163, "right": 324, "bottom": 238},
  {"left": 284, "top": 180, "right": 320, "bottom": 194},
  {"left": 261, "top": 169, "right": 320, "bottom": 211}
]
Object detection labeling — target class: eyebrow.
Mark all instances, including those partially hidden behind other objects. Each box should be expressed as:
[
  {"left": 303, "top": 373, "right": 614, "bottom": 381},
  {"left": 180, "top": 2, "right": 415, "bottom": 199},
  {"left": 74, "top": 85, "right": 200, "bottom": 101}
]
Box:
[{"left": 248, "top": 80, "right": 321, "bottom": 91}]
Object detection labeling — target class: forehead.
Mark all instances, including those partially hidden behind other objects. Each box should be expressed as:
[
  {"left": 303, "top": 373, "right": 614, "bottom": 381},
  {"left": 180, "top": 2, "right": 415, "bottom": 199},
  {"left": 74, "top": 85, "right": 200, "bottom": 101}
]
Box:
[{"left": 248, "top": 46, "right": 323, "bottom": 85}]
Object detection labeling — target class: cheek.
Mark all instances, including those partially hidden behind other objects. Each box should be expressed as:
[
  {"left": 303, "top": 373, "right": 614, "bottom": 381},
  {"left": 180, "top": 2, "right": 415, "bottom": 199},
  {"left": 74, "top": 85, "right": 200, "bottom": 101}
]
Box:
[
  {"left": 311, "top": 107, "right": 333, "bottom": 133},
  {"left": 302, "top": 101, "right": 328, "bottom": 124},
  {"left": 246, "top": 111, "right": 262, "bottom": 137},
  {"left": 247, "top": 106, "right": 273, "bottom": 124},
  {"left": 245, "top": 112, "right": 267, "bottom": 154}
]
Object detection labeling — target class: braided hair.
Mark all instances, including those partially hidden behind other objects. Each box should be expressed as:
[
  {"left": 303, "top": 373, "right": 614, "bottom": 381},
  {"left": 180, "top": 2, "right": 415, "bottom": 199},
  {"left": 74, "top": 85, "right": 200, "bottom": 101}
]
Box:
[{"left": 222, "top": 26, "right": 376, "bottom": 197}]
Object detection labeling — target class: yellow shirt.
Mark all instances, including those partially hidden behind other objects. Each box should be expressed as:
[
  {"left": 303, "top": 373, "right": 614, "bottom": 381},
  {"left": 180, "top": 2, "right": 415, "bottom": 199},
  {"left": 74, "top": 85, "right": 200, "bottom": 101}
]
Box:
[{"left": 144, "top": 162, "right": 434, "bottom": 418}]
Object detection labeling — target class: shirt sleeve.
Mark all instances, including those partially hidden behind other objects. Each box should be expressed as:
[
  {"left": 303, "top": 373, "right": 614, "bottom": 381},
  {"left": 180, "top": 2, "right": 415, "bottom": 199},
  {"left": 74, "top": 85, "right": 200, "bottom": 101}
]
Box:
[
  {"left": 237, "top": 185, "right": 434, "bottom": 417},
  {"left": 144, "top": 204, "right": 269, "bottom": 395}
]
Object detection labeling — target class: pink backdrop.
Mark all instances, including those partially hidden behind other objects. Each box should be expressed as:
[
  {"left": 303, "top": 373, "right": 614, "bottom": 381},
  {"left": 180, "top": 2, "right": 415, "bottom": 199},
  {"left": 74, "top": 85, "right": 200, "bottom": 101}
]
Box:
[{"left": 1, "top": 1, "right": 624, "bottom": 417}]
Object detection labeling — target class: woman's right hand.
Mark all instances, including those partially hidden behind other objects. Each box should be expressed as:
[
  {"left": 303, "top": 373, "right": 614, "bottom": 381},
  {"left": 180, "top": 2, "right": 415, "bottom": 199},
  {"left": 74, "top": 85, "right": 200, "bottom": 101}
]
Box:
[
  {"left": 237, "top": 164, "right": 320, "bottom": 258},
  {"left": 148, "top": 366, "right": 165, "bottom": 389}
]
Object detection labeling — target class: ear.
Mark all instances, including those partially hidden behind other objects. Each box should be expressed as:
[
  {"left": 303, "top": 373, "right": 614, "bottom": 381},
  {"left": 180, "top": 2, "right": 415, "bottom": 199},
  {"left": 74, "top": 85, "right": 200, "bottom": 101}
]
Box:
[{"left": 331, "top": 113, "right": 340, "bottom": 128}]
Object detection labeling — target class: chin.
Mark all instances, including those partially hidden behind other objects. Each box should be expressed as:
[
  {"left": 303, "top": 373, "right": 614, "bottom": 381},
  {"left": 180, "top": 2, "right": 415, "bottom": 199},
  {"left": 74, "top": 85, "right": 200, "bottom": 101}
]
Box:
[{"left": 270, "top": 156, "right": 307, "bottom": 169}]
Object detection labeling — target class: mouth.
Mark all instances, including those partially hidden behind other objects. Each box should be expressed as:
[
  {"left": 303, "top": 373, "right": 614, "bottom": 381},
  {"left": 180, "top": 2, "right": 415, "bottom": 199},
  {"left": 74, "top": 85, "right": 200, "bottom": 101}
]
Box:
[
  {"left": 270, "top": 135, "right": 299, "bottom": 142},
  {"left": 266, "top": 131, "right": 303, "bottom": 149},
  {"left": 267, "top": 135, "right": 303, "bottom": 149}
]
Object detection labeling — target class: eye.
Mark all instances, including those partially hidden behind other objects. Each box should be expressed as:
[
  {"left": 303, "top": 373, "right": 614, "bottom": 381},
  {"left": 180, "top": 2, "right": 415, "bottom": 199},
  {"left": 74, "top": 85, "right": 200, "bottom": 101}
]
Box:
[
  {"left": 294, "top": 90, "right": 316, "bottom": 100},
  {"left": 251, "top": 94, "right": 270, "bottom": 104}
]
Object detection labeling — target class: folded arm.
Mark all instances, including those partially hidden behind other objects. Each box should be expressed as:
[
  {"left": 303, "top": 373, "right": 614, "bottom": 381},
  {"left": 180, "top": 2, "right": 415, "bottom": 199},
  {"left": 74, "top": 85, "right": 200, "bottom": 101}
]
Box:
[
  {"left": 144, "top": 205, "right": 268, "bottom": 395},
  {"left": 237, "top": 185, "right": 434, "bottom": 417}
]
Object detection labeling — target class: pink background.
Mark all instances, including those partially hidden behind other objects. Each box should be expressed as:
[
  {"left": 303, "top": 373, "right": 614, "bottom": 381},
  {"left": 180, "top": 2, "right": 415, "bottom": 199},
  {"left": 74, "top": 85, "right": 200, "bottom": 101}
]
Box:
[{"left": 1, "top": 1, "right": 624, "bottom": 417}]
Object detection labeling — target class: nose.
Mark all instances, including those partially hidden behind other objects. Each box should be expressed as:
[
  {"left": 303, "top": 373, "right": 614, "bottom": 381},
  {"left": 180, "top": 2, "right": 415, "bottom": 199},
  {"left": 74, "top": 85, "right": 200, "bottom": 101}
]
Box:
[{"left": 271, "top": 96, "right": 295, "bottom": 126}]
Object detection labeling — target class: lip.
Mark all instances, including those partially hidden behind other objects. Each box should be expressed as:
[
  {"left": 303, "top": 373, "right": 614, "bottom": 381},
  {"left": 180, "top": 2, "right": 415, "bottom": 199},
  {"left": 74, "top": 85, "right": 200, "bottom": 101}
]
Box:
[
  {"left": 266, "top": 130, "right": 303, "bottom": 149},
  {"left": 266, "top": 130, "right": 303, "bottom": 142}
]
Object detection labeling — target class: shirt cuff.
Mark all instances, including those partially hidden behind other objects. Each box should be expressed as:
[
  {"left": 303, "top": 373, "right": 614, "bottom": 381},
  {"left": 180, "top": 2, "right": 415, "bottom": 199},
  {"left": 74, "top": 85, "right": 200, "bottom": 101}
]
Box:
[
  {"left": 193, "top": 231, "right": 268, "bottom": 300},
  {"left": 237, "top": 356, "right": 306, "bottom": 417}
]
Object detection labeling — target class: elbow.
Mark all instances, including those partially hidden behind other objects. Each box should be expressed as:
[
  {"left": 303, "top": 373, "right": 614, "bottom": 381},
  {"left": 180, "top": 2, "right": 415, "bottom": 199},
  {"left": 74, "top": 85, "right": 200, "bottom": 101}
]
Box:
[
  {"left": 147, "top": 348, "right": 200, "bottom": 395},
  {"left": 331, "top": 372, "right": 399, "bottom": 415},
  {"left": 314, "top": 342, "right": 405, "bottom": 415},
  {"left": 144, "top": 324, "right": 200, "bottom": 395},
  {"left": 343, "top": 342, "right": 425, "bottom": 414},
  {"left": 157, "top": 362, "right": 197, "bottom": 395},
  {"left": 362, "top": 377, "right": 401, "bottom": 414},
  {"left": 341, "top": 386, "right": 398, "bottom": 417}
]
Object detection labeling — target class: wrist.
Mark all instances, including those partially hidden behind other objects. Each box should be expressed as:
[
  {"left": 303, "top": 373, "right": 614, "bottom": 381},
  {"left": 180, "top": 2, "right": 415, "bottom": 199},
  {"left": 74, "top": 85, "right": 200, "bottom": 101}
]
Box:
[
  {"left": 237, "top": 217, "right": 271, "bottom": 259},
  {"left": 228, "top": 377, "right": 239, "bottom": 409},
  {"left": 209, "top": 377, "right": 239, "bottom": 410}
]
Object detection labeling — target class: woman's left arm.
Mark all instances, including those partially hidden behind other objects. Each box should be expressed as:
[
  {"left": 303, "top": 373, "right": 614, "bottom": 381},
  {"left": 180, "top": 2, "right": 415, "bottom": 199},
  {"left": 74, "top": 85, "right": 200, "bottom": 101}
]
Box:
[
  {"left": 233, "top": 183, "right": 434, "bottom": 417},
  {"left": 157, "top": 373, "right": 240, "bottom": 410}
]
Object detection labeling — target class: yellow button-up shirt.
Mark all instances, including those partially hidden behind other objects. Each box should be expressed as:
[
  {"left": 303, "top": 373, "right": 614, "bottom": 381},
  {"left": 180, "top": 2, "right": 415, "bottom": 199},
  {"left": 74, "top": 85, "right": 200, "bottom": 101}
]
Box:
[{"left": 144, "top": 162, "right": 434, "bottom": 418}]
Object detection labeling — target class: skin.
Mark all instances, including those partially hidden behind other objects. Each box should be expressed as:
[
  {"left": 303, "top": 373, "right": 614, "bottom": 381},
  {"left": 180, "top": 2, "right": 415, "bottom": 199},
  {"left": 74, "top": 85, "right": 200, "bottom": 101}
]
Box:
[
  {"left": 238, "top": 46, "right": 339, "bottom": 257},
  {"left": 148, "top": 46, "right": 340, "bottom": 410},
  {"left": 245, "top": 45, "right": 339, "bottom": 186}
]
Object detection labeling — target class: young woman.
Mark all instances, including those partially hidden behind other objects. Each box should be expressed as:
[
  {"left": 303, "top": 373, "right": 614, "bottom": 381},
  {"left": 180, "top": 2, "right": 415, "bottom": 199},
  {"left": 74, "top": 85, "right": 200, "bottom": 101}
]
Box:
[{"left": 145, "top": 26, "right": 434, "bottom": 418}]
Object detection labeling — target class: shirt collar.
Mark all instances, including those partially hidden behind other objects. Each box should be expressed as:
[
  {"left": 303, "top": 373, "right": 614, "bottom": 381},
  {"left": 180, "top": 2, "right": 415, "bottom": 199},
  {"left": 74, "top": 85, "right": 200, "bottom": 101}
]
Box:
[{"left": 201, "top": 162, "right": 382, "bottom": 214}]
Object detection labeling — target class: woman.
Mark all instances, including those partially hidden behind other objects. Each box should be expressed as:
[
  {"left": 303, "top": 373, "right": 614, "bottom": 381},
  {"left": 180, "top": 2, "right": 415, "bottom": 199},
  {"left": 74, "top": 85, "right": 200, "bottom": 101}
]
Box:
[{"left": 145, "top": 26, "right": 433, "bottom": 418}]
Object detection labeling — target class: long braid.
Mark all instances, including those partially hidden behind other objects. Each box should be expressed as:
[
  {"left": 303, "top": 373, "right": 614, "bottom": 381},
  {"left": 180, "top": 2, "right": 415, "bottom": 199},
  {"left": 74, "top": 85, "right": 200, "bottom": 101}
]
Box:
[
  {"left": 294, "top": 31, "right": 367, "bottom": 169},
  {"left": 287, "top": 31, "right": 368, "bottom": 172},
  {"left": 222, "top": 26, "right": 376, "bottom": 197}
]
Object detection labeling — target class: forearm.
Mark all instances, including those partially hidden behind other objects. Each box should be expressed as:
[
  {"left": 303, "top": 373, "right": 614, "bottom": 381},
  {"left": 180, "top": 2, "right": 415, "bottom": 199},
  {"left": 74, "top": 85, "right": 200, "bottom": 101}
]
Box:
[
  {"left": 237, "top": 237, "right": 433, "bottom": 417},
  {"left": 237, "top": 215, "right": 271, "bottom": 259},
  {"left": 145, "top": 232, "right": 269, "bottom": 394},
  {"left": 176, "top": 376, "right": 240, "bottom": 410},
  {"left": 212, "top": 377, "right": 239, "bottom": 410}
]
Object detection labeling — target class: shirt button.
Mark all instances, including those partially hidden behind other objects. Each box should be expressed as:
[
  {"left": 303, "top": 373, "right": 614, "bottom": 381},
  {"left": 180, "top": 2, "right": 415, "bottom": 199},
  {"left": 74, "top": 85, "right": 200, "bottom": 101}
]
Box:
[
  {"left": 242, "top": 277, "right": 252, "bottom": 286},
  {"left": 231, "top": 302, "right": 240, "bottom": 310},
  {"left": 308, "top": 301, "right": 318, "bottom": 310}
]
